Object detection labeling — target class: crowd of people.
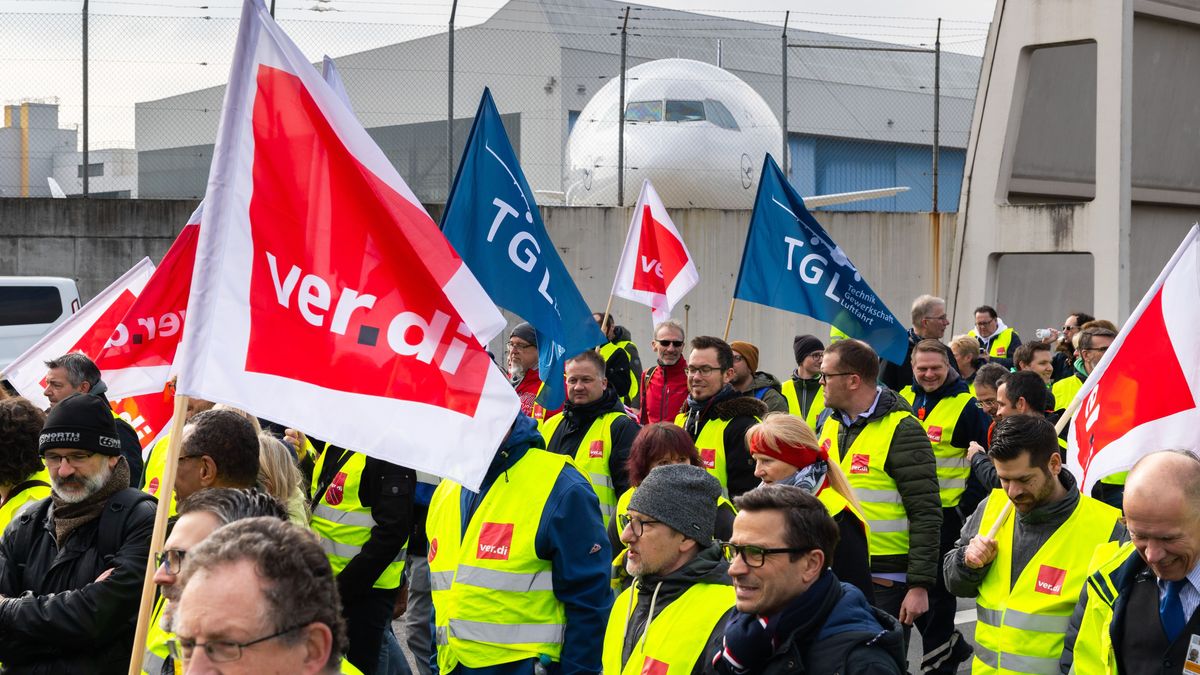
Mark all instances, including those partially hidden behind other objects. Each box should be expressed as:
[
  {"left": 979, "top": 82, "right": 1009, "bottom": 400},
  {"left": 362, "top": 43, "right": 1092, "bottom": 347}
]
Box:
[{"left": 0, "top": 296, "right": 1185, "bottom": 674}]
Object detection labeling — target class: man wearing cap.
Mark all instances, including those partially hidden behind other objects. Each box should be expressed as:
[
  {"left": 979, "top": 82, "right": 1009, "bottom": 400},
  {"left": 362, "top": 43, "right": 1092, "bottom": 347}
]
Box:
[
  {"left": 507, "top": 322, "right": 561, "bottom": 426},
  {"left": 0, "top": 392, "right": 156, "bottom": 673},
  {"left": 603, "top": 464, "right": 734, "bottom": 674},
  {"left": 729, "top": 340, "right": 788, "bottom": 415},
  {"left": 781, "top": 335, "right": 826, "bottom": 430}
]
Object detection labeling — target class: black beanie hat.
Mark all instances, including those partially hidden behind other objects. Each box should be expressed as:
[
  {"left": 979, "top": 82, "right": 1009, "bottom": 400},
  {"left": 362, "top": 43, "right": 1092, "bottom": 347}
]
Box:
[
  {"left": 511, "top": 322, "right": 538, "bottom": 348},
  {"left": 39, "top": 393, "right": 121, "bottom": 456},
  {"left": 793, "top": 334, "right": 825, "bottom": 365}
]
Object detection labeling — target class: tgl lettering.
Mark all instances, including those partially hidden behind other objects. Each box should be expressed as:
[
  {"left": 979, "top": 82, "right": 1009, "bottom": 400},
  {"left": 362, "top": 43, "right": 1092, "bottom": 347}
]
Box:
[
  {"left": 265, "top": 252, "right": 473, "bottom": 376},
  {"left": 488, "top": 198, "right": 555, "bottom": 308},
  {"left": 783, "top": 236, "right": 841, "bottom": 302}
]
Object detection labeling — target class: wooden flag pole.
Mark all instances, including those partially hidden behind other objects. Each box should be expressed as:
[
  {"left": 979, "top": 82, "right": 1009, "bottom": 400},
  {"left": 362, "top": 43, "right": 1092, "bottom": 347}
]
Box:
[
  {"left": 985, "top": 500, "right": 1013, "bottom": 539},
  {"left": 127, "top": 393, "right": 190, "bottom": 675},
  {"left": 722, "top": 298, "right": 736, "bottom": 341},
  {"left": 600, "top": 292, "right": 616, "bottom": 338}
]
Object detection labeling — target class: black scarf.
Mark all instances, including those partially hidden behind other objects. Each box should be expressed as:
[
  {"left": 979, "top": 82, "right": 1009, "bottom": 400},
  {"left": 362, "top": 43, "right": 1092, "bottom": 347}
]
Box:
[
  {"left": 683, "top": 384, "right": 740, "bottom": 437},
  {"left": 713, "top": 569, "right": 839, "bottom": 673}
]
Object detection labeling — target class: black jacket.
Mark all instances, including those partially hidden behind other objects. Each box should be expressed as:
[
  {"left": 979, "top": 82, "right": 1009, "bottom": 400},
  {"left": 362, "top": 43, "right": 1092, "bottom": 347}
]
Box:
[
  {"left": 680, "top": 393, "right": 767, "bottom": 498},
  {"left": 604, "top": 326, "right": 643, "bottom": 408},
  {"left": 0, "top": 489, "right": 156, "bottom": 674},
  {"left": 545, "top": 387, "right": 638, "bottom": 498},
  {"left": 879, "top": 329, "right": 959, "bottom": 393},
  {"left": 705, "top": 576, "right": 906, "bottom": 674},
  {"left": 312, "top": 448, "right": 415, "bottom": 603}
]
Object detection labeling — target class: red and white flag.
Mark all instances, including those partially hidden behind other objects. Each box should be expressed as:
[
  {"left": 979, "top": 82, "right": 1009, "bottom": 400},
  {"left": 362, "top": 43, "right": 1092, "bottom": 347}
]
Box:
[
  {"left": 175, "top": 0, "right": 518, "bottom": 490},
  {"left": 612, "top": 179, "right": 699, "bottom": 324},
  {"left": 1067, "top": 224, "right": 1200, "bottom": 493},
  {"left": 96, "top": 204, "right": 201, "bottom": 399}
]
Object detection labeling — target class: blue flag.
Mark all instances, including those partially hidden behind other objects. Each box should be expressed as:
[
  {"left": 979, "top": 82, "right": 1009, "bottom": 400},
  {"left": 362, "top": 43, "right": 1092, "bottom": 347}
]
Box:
[
  {"left": 734, "top": 155, "right": 908, "bottom": 364},
  {"left": 441, "top": 89, "right": 605, "bottom": 409}
]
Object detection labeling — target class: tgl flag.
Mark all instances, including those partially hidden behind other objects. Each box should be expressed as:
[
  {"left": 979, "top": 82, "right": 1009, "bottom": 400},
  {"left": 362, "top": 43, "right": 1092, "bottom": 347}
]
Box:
[
  {"left": 612, "top": 180, "right": 699, "bottom": 324},
  {"left": 442, "top": 88, "right": 605, "bottom": 410},
  {"left": 734, "top": 155, "right": 907, "bottom": 364},
  {"left": 1067, "top": 225, "right": 1200, "bottom": 493},
  {"left": 176, "top": 0, "right": 519, "bottom": 490}
]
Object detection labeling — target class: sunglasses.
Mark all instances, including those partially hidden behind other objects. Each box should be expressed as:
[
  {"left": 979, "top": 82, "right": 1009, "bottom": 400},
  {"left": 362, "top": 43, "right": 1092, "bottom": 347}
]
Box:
[{"left": 656, "top": 340, "right": 684, "bottom": 348}]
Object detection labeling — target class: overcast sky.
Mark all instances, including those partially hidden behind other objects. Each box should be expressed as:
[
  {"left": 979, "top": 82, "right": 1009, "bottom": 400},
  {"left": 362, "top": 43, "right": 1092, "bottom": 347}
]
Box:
[{"left": 2, "top": 0, "right": 996, "bottom": 147}]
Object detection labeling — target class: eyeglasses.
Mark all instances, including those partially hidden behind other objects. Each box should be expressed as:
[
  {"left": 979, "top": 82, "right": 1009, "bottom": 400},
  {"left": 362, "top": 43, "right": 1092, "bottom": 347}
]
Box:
[
  {"left": 655, "top": 339, "right": 684, "bottom": 348},
  {"left": 157, "top": 549, "right": 186, "bottom": 576},
  {"left": 41, "top": 451, "right": 96, "bottom": 468},
  {"left": 976, "top": 398, "right": 999, "bottom": 411},
  {"left": 169, "top": 623, "right": 309, "bottom": 663},
  {"left": 1062, "top": 325, "right": 1078, "bottom": 332},
  {"left": 818, "top": 372, "right": 854, "bottom": 383},
  {"left": 924, "top": 314, "right": 949, "bottom": 323},
  {"left": 617, "top": 513, "right": 662, "bottom": 537},
  {"left": 719, "top": 542, "right": 814, "bottom": 568},
  {"left": 685, "top": 365, "right": 723, "bottom": 376},
  {"left": 506, "top": 341, "right": 534, "bottom": 351},
  {"left": 1082, "top": 345, "right": 1109, "bottom": 354}
]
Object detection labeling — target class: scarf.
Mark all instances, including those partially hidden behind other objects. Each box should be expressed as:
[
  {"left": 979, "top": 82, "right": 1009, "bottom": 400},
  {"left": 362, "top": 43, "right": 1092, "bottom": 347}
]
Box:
[
  {"left": 683, "top": 385, "right": 740, "bottom": 437},
  {"left": 713, "top": 570, "right": 838, "bottom": 673},
  {"left": 778, "top": 461, "right": 829, "bottom": 493},
  {"left": 51, "top": 456, "right": 130, "bottom": 546}
]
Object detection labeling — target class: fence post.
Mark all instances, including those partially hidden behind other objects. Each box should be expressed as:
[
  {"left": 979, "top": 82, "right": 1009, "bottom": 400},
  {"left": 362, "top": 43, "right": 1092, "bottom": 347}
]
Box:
[
  {"left": 781, "top": 11, "right": 789, "bottom": 176},
  {"left": 617, "top": 6, "right": 630, "bottom": 207},
  {"left": 447, "top": 0, "right": 458, "bottom": 199}
]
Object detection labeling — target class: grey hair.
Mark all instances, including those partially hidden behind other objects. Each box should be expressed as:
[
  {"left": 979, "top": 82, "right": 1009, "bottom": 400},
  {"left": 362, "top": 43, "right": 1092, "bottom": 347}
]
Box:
[
  {"left": 910, "top": 295, "right": 946, "bottom": 326},
  {"left": 653, "top": 319, "right": 685, "bottom": 342},
  {"left": 43, "top": 352, "right": 101, "bottom": 389}
]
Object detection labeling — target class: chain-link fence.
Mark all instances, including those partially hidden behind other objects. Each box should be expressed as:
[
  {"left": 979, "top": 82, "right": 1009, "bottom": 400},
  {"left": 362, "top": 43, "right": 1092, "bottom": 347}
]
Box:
[{"left": 1, "top": 0, "right": 988, "bottom": 210}]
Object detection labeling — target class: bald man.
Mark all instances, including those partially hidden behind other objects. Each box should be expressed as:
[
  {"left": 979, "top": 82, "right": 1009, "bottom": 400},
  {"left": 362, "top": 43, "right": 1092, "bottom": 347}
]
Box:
[{"left": 1061, "top": 450, "right": 1200, "bottom": 674}]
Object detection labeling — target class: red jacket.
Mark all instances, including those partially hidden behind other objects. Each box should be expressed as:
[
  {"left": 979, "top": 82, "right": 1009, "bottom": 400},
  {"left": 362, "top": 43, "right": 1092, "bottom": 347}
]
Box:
[{"left": 639, "top": 358, "right": 689, "bottom": 425}]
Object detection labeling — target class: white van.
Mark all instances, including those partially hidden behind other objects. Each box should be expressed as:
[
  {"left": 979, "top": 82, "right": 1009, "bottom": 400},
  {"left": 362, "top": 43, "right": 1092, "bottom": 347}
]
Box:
[{"left": 0, "top": 277, "right": 81, "bottom": 373}]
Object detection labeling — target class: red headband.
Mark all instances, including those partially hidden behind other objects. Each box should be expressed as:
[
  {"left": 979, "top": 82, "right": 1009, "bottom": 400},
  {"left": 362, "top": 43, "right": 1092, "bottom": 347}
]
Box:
[{"left": 749, "top": 434, "right": 828, "bottom": 469}]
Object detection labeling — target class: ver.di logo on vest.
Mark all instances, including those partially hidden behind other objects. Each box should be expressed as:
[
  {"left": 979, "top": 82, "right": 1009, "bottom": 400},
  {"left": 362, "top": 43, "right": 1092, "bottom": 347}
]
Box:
[
  {"left": 325, "top": 472, "right": 348, "bottom": 506},
  {"left": 589, "top": 440, "right": 604, "bottom": 458},
  {"left": 851, "top": 454, "right": 870, "bottom": 475},
  {"left": 926, "top": 426, "right": 943, "bottom": 443},
  {"left": 477, "top": 522, "right": 514, "bottom": 561},
  {"left": 699, "top": 449, "right": 716, "bottom": 470},
  {"left": 1035, "top": 565, "right": 1067, "bottom": 596}
]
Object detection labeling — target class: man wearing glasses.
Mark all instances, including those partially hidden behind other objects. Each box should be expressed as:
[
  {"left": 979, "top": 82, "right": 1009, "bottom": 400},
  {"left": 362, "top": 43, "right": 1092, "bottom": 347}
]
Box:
[
  {"left": 506, "top": 322, "right": 561, "bottom": 426},
  {"left": 1051, "top": 325, "right": 1116, "bottom": 418},
  {"left": 0, "top": 393, "right": 156, "bottom": 673},
  {"left": 640, "top": 320, "right": 689, "bottom": 425},
  {"left": 880, "top": 294, "right": 958, "bottom": 392},
  {"left": 706, "top": 484, "right": 905, "bottom": 673},
  {"left": 968, "top": 305, "right": 1023, "bottom": 361},
  {"left": 172, "top": 517, "right": 353, "bottom": 675}
]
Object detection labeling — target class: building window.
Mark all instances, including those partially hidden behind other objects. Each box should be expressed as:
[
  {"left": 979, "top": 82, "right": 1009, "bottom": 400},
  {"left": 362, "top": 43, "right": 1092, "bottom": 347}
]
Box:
[{"left": 77, "top": 162, "right": 104, "bottom": 178}]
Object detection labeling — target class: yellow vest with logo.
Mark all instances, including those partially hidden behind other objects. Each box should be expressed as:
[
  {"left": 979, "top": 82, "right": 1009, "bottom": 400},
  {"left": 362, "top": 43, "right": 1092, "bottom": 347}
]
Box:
[
  {"left": 142, "top": 594, "right": 174, "bottom": 675},
  {"left": 427, "top": 448, "right": 571, "bottom": 671},
  {"left": 602, "top": 581, "right": 735, "bottom": 675},
  {"left": 899, "top": 386, "right": 972, "bottom": 508},
  {"left": 540, "top": 411, "right": 621, "bottom": 526},
  {"left": 818, "top": 410, "right": 913, "bottom": 556},
  {"left": 0, "top": 468, "right": 50, "bottom": 537},
  {"left": 780, "top": 379, "right": 825, "bottom": 431},
  {"left": 673, "top": 413, "right": 737, "bottom": 496},
  {"left": 142, "top": 435, "right": 178, "bottom": 518},
  {"left": 600, "top": 341, "right": 640, "bottom": 405},
  {"left": 972, "top": 489, "right": 1121, "bottom": 675},
  {"left": 1067, "top": 541, "right": 1131, "bottom": 675},
  {"left": 970, "top": 327, "right": 1017, "bottom": 358},
  {"left": 309, "top": 448, "right": 406, "bottom": 590},
  {"left": 816, "top": 485, "right": 871, "bottom": 563}
]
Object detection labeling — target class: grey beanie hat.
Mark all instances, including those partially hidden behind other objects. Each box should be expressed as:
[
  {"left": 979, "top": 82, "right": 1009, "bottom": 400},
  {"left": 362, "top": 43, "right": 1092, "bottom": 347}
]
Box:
[
  {"left": 510, "top": 322, "right": 537, "bottom": 348},
  {"left": 628, "top": 464, "right": 722, "bottom": 544}
]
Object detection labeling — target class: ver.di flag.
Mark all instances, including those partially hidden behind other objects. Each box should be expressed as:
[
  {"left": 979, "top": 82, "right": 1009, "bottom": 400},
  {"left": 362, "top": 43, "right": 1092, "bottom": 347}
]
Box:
[
  {"left": 1067, "top": 225, "right": 1200, "bottom": 492},
  {"left": 176, "top": 0, "right": 519, "bottom": 490},
  {"left": 441, "top": 88, "right": 605, "bottom": 410},
  {"left": 734, "top": 155, "right": 907, "bottom": 363},
  {"left": 611, "top": 179, "right": 699, "bottom": 324}
]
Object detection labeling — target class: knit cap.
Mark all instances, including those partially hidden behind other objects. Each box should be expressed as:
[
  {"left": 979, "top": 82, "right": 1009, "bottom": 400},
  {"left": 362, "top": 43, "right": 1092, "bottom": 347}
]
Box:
[
  {"left": 39, "top": 393, "right": 121, "bottom": 456},
  {"left": 510, "top": 322, "right": 537, "bottom": 348},
  {"left": 793, "top": 334, "right": 824, "bottom": 365},
  {"left": 628, "top": 464, "right": 721, "bottom": 544},
  {"left": 729, "top": 341, "right": 760, "bottom": 373}
]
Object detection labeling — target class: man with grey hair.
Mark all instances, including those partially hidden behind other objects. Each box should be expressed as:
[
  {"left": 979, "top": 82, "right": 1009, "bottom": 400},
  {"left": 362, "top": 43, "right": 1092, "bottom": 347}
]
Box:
[
  {"left": 881, "top": 295, "right": 957, "bottom": 392},
  {"left": 173, "top": 517, "right": 349, "bottom": 674},
  {"left": 640, "top": 319, "right": 689, "bottom": 424},
  {"left": 43, "top": 351, "right": 144, "bottom": 486}
]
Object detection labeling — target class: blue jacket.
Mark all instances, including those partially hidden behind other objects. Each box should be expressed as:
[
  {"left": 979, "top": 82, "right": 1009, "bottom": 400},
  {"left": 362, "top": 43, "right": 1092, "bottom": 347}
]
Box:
[{"left": 436, "top": 413, "right": 613, "bottom": 675}]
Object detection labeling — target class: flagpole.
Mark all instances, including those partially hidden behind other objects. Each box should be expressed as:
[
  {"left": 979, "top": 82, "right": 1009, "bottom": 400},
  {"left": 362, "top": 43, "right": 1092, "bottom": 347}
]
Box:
[
  {"left": 127, "top": 393, "right": 189, "bottom": 675},
  {"left": 722, "top": 298, "right": 736, "bottom": 341},
  {"left": 601, "top": 293, "right": 616, "bottom": 338},
  {"left": 985, "top": 500, "right": 1013, "bottom": 539}
]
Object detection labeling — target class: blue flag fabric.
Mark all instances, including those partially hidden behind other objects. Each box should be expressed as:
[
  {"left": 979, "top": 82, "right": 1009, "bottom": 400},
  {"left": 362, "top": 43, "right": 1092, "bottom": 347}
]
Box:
[
  {"left": 441, "top": 89, "right": 605, "bottom": 409},
  {"left": 734, "top": 155, "right": 908, "bottom": 364}
]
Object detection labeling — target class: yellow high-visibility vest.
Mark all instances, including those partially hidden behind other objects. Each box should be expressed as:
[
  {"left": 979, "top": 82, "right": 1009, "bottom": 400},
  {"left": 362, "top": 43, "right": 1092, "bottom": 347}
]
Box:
[
  {"left": 780, "top": 378, "right": 825, "bottom": 431},
  {"left": 899, "top": 386, "right": 972, "bottom": 507},
  {"left": 0, "top": 468, "right": 50, "bottom": 537},
  {"left": 1067, "top": 540, "right": 1130, "bottom": 675},
  {"left": 602, "top": 581, "right": 734, "bottom": 674},
  {"left": 142, "top": 434, "right": 178, "bottom": 518},
  {"left": 674, "top": 413, "right": 741, "bottom": 496},
  {"left": 540, "top": 411, "right": 622, "bottom": 526},
  {"left": 142, "top": 594, "right": 173, "bottom": 675},
  {"left": 599, "top": 340, "right": 640, "bottom": 405},
  {"left": 972, "top": 489, "right": 1120, "bottom": 674},
  {"left": 970, "top": 327, "right": 1017, "bottom": 358}
]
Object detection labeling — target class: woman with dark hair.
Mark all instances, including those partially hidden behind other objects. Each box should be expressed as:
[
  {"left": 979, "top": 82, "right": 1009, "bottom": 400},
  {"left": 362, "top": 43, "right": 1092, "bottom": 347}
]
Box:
[
  {"left": 0, "top": 397, "right": 50, "bottom": 536},
  {"left": 609, "top": 423, "right": 736, "bottom": 589}
]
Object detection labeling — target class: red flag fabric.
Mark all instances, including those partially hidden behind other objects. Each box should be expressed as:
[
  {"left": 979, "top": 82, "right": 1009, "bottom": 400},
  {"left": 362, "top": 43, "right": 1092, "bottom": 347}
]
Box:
[
  {"left": 175, "top": 0, "right": 518, "bottom": 490},
  {"left": 612, "top": 179, "right": 699, "bottom": 323},
  {"left": 1067, "top": 225, "right": 1200, "bottom": 492}
]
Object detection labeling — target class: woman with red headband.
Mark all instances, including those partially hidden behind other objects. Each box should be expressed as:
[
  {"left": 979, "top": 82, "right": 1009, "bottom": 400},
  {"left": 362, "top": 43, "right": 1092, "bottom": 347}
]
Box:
[{"left": 746, "top": 412, "right": 874, "bottom": 602}]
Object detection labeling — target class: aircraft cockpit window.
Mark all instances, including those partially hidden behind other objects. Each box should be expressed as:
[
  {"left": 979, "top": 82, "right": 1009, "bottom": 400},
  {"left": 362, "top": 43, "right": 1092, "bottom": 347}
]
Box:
[
  {"left": 625, "top": 101, "right": 663, "bottom": 122},
  {"left": 704, "top": 99, "right": 740, "bottom": 130},
  {"left": 664, "top": 100, "right": 706, "bottom": 122}
]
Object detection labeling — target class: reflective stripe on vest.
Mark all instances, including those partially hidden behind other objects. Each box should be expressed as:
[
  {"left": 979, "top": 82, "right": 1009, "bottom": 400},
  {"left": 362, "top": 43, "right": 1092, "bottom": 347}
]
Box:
[
  {"left": 816, "top": 485, "right": 871, "bottom": 564},
  {"left": 0, "top": 468, "right": 50, "bottom": 538},
  {"left": 899, "top": 386, "right": 972, "bottom": 507},
  {"left": 540, "top": 411, "right": 622, "bottom": 526},
  {"left": 781, "top": 379, "right": 825, "bottom": 431},
  {"left": 426, "top": 448, "right": 571, "bottom": 672},
  {"left": 602, "top": 582, "right": 735, "bottom": 674},
  {"left": 309, "top": 449, "right": 406, "bottom": 589},
  {"left": 973, "top": 489, "right": 1121, "bottom": 675},
  {"left": 674, "top": 413, "right": 739, "bottom": 496},
  {"left": 142, "top": 435, "right": 178, "bottom": 518},
  {"left": 599, "top": 341, "right": 639, "bottom": 405},
  {"left": 1068, "top": 541, "right": 1131, "bottom": 675},
  {"left": 970, "top": 327, "right": 1016, "bottom": 358},
  {"left": 818, "top": 409, "right": 914, "bottom": 556},
  {"left": 142, "top": 594, "right": 173, "bottom": 675}
]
